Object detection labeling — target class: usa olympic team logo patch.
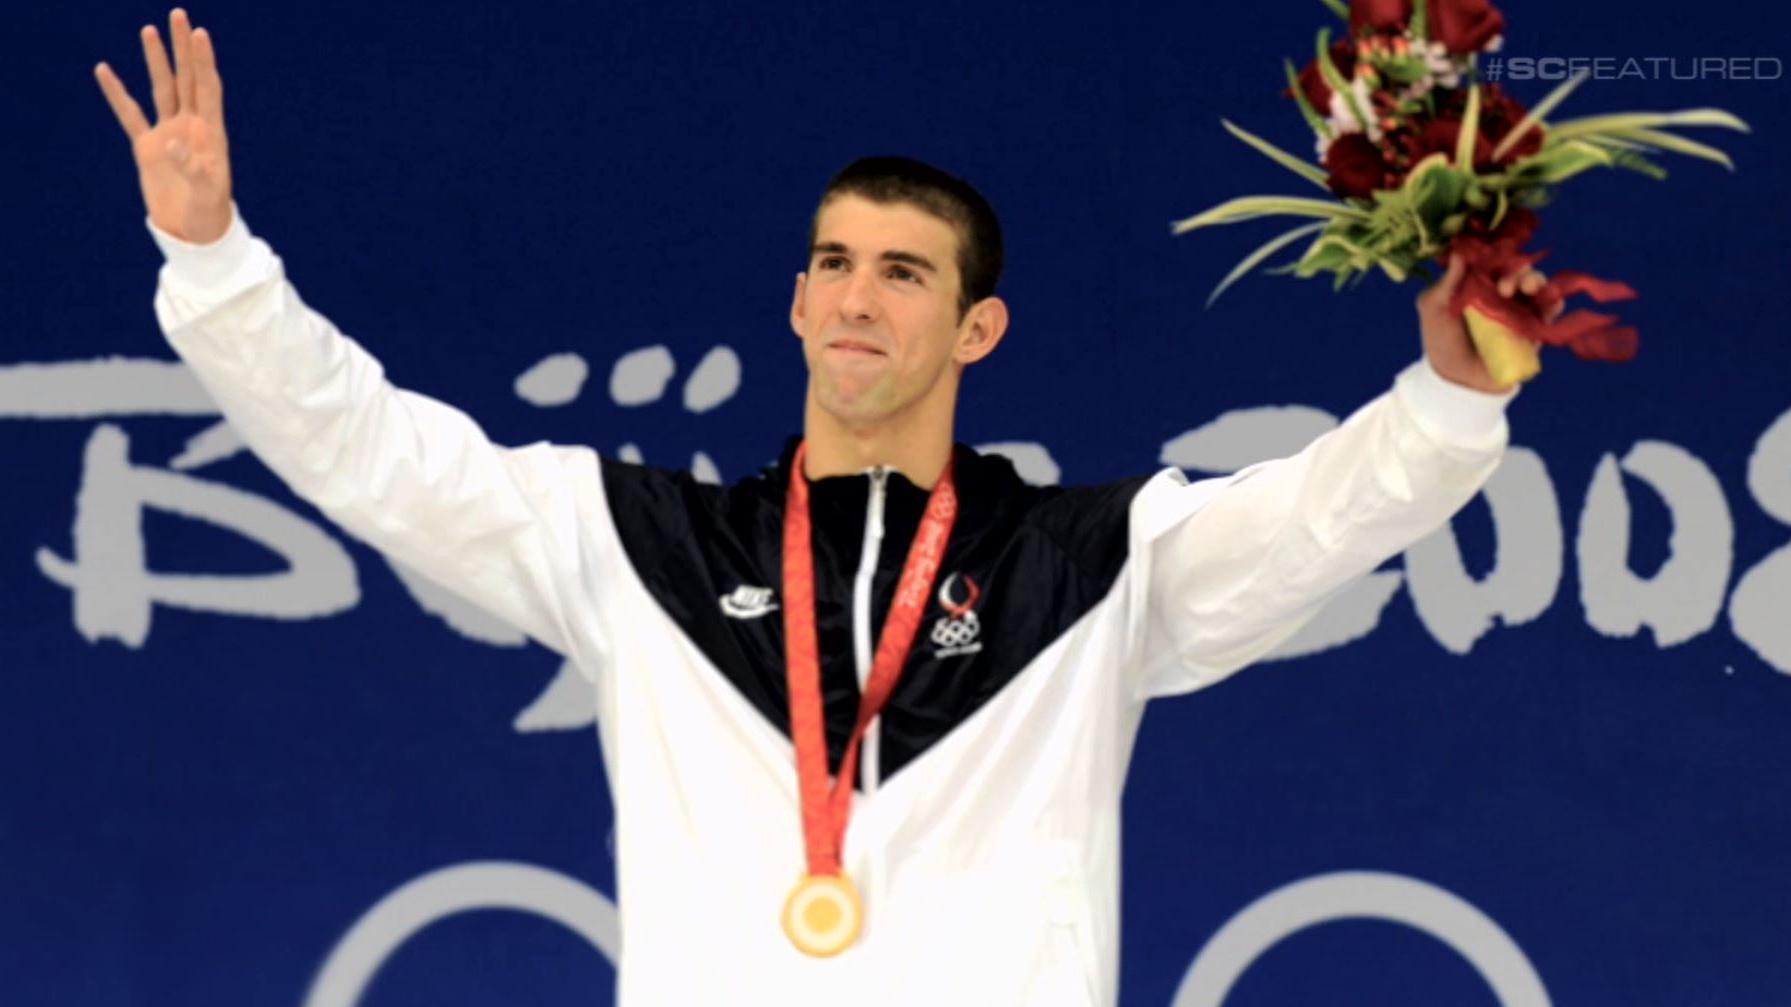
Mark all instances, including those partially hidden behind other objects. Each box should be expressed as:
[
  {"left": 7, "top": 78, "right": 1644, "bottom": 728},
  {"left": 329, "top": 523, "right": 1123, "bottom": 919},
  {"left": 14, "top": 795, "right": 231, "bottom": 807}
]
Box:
[{"left": 929, "top": 573, "right": 984, "bottom": 658}]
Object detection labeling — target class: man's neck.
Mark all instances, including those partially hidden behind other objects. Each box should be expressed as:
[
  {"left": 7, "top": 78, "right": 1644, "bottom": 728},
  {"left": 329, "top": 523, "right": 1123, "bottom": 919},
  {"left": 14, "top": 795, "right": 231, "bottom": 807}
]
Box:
[{"left": 801, "top": 391, "right": 954, "bottom": 490}]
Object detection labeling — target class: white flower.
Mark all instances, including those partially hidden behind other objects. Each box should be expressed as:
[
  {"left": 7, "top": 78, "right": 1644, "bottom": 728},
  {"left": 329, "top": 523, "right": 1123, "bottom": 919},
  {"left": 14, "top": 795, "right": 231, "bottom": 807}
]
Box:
[
  {"left": 1325, "top": 76, "right": 1382, "bottom": 142},
  {"left": 1412, "top": 37, "right": 1470, "bottom": 89}
]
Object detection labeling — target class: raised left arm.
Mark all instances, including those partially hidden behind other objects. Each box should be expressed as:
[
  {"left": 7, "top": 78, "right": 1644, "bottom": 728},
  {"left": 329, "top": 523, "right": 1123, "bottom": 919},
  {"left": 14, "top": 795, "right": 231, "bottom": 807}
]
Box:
[{"left": 1129, "top": 255, "right": 1547, "bottom": 699}]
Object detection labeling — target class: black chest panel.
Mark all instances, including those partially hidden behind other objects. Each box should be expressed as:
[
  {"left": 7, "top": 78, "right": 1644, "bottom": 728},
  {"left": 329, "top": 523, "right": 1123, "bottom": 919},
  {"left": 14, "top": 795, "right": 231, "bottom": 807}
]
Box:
[{"left": 599, "top": 436, "right": 1149, "bottom": 788}]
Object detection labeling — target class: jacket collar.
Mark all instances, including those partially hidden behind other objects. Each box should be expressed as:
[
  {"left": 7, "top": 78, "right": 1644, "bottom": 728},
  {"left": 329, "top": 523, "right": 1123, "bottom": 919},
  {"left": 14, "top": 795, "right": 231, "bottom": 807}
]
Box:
[{"left": 765, "top": 433, "right": 1025, "bottom": 527}]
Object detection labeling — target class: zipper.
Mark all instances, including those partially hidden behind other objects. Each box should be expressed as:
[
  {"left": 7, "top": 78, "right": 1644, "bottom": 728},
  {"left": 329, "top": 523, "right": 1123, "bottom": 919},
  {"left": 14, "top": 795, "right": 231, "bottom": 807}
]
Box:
[
  {"left": 852, "top": 465, "right": 889, "bottom": 795},
  {"left": 851, "top": 465, "right": 891, "bottom": 923}
]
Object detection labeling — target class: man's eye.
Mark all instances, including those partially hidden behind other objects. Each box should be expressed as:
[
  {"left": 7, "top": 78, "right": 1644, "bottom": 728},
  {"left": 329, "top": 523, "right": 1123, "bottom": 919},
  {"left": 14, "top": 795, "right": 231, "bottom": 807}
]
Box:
[
  {"left": 889, "top": 266, "right": 917, "bottom": 282},
  {"left": 819, "top": 256, "right": 847, "bottom": 270}
]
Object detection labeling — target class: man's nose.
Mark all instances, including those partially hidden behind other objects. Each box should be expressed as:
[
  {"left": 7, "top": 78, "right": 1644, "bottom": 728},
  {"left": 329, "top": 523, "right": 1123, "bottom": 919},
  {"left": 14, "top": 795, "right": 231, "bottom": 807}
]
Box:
[{"left": 837, "top": 266, "right": 879, "bottom": 322}]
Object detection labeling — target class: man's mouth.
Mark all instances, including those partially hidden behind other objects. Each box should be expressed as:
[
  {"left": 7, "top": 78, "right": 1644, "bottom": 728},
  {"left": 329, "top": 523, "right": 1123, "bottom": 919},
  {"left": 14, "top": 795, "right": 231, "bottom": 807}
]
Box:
[{"left": 826, "top": 339, "right": 886, "bottom": 356}]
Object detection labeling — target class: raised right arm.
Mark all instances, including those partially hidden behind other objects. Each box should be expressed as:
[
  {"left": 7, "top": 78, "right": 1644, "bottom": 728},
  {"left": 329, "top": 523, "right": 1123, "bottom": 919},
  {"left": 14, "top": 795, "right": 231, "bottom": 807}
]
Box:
[
  {"left": 99, "top": 10, "right": 601, "bottom": 660},
  {"left": 147, "top": 204, "right": 595, "bottom": 659}
]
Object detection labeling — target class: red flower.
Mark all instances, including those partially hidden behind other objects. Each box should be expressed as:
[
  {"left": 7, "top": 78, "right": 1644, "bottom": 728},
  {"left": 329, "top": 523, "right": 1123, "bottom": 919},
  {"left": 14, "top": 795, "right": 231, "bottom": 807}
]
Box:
[
  {"left": 1444, "top": 210, "right": 1639, "bottom": 363},
  {"left": 1477, "top": 83, "right": 1542, "bottom": 161},
  {"left": 1397, "top": 116, "right": 1472, "bottom": 166},
  {"left": 1430, "top": 0, "right": 1504, "bottom": 54},
  {"left": 1282, "top": 37, "right": 1357, "bottom": 112},
  {"left": 1323, "top": 133, "right": 1388, "bottom": 198},
  {"left": 1350, "top": 0, "right": 1411, "bottom": 34},
  {"left": 1394, "top": 84, "right": 1538, "bottom": 171}
]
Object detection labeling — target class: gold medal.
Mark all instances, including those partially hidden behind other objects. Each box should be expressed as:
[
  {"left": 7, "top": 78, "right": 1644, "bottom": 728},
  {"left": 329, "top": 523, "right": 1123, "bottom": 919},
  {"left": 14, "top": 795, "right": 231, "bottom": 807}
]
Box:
[{"left": 781, "top": 872, "right": 863, "bottom": 957}]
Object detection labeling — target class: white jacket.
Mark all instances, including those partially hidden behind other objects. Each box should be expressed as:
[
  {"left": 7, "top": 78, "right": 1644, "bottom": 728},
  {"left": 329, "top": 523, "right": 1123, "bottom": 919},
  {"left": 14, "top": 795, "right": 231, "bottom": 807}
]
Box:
[{"left": 147, "top": 203, "right": 1514, "bottom": 1006}]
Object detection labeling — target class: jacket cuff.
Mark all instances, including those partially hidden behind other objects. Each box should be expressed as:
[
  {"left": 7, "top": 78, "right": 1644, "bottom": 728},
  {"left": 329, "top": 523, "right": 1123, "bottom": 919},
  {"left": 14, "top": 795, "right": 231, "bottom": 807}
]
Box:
[
  {"left": 1392, "top": 355, "right": 1518, "bottom": 454},
  {"left": 144, "top": 201, "right": 268, "bottom": 297}
]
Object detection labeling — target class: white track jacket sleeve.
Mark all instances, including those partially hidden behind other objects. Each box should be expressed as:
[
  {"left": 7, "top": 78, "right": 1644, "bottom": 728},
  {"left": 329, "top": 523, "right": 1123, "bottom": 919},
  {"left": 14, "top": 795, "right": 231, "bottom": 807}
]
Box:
[
  {"left": 1132, "top": 356, "right": 1517, "bottom": 700},
  {"left": 146, "top": 202, "right": 595, "bottom": 663}
]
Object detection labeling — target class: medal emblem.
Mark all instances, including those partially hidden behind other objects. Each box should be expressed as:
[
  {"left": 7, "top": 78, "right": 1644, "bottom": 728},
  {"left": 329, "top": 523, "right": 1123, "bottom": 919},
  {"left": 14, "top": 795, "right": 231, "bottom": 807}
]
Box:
[{"left": 782, "top": 872, "right": 863, "bottom": 957}]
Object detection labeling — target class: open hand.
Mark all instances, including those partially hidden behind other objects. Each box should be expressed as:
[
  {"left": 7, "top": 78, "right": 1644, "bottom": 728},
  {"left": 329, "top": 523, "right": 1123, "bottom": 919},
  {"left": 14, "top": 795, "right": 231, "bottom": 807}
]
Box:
[{"left": 94, "top": 8, "right": 233, "bottom": 244}]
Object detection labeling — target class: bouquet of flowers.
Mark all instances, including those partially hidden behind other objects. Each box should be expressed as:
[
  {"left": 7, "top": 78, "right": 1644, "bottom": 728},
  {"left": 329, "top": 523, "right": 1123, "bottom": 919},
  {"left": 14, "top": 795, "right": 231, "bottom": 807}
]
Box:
[{"left": 1173, "top": 0, "right": 1750, "bottom": 386}]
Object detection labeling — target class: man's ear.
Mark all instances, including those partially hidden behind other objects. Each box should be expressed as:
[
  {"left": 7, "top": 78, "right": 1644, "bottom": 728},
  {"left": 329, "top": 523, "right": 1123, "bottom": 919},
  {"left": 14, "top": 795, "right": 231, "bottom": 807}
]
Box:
[
  {"left": 953, "top": 296, "right": 1009, "bottom": 365},
  {"left": 789, "top": 272, "right": 808, "bottom": 339}
]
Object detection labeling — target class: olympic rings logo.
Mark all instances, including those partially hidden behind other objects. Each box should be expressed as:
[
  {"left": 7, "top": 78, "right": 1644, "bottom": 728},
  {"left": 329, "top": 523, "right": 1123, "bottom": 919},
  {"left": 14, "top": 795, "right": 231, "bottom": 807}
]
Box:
[
  {"left": 930, "top": 609, "right": 981, "bottom": 649},
  {"left": 303, "top": 866, "right": 1548, "bottom": 1006}
]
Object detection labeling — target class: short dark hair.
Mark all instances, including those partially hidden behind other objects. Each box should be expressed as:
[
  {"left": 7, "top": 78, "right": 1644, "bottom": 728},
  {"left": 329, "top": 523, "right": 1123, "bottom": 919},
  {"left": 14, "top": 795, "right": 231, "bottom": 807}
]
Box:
[{"left": 807, "top": 156, "right": 1004, "bottom": 319}]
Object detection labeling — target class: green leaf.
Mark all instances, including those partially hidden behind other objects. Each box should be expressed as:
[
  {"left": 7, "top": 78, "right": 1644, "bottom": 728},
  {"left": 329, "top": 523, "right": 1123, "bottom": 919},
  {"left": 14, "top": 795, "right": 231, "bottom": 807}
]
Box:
[
  {"left": 1283, "top": 58, "right": 1333, "bottom": 140},
  {"left": 1489, "top": 69, "right": 1589, "bottom": 162},
  {"left": 1599, "top": 146, "right": 1670, "bottom": 180},
  {"left": 1546, "top": 108, "right": 1751, "bottom": 144},
  {"left": 1381, "top": 57, "right": 1432, "bottom": 86},
  {"left": 1574, "top": 133, "right": 1653, "bottom": 152},
  {"left": 1221, "top": 118, "right": 1331, "bottom": 190},
  {"left": 1403, "top": 152, "right": 1470, "bottom": 225},
  {"left": 1205, "top": 220, "right": 1329, "bottom": 307},
  {"left": 1317, "top": 27, "right": 1371, "bottom": 133},
  {"left": 1513, "top": 186, "right": 1556, "bottom": 209},
  {"left": 1296, "top": 231, "right": 1379, "bottom": 277},
  {"left": 1170, "top": 195, "right": 1369, "bottom": 235},
  {"left": 1508, "top": 139, "right": 1616, "bottom": 184},
  {"left": 1488, "top": 187, "right": 1509, "bottom": 230},
  {"left": 1290, "top": 240, "right": 1352, "bottom": 276},
  {"left": 1602, "top": 126, "right": 1736, "bottom": 171},
  {"left": 1411, "top": 0, "right": 1428, "bottom": 42},
  {"left": 1456, "top": 83, "right": 1481, "bottom": 171},
  {"left": 1318, "top": 0, "right": 1350, "bottom": 19}
]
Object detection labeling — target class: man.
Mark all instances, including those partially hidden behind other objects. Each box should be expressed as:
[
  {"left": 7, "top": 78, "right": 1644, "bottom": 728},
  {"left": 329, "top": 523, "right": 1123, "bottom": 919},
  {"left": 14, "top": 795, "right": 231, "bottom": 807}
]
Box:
[{"left": 97, "top": 9, "right": 1552, "bottom": 1004}]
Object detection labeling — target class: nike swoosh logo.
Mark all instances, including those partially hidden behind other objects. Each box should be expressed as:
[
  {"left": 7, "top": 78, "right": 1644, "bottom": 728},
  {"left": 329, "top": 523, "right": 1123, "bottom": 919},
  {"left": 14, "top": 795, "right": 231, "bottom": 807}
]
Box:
[{"left": 720, "top": 587, "right": 779, "bottom": 620}]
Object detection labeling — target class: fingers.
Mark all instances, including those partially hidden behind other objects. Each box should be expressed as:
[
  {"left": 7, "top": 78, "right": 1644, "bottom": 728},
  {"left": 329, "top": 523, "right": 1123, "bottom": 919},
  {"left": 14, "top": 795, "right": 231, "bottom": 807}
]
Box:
[
  {"left": 141, "top": 23, "right": 176, "bottom": 121},
  {"left": 93, "top": 62, "right": 152, "bottom": 140},
  {"left": 172, "top": 9, "right": 196, "bottom": 119},
  {"left": 1419, "top": 251, "right": 1465, "bottom": 309},
  {"left": 97, "top": 11, "right": 216, "bottom": 144},
  {"left": 1497, "top": 267, "right": 1548, "bottom": 299},
  {"left": 193, "top": 26, "right": 224, "bottom": 126},
  {"left": 1442, "top": 250, "right": 1465, "bottom": 290}
]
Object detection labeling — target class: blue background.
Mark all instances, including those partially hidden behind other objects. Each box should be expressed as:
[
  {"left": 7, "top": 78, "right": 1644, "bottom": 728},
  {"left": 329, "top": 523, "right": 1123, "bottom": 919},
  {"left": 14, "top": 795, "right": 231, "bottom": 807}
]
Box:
[{"left": 3, "top": 0, "right": 1787, "bottom": 1003}]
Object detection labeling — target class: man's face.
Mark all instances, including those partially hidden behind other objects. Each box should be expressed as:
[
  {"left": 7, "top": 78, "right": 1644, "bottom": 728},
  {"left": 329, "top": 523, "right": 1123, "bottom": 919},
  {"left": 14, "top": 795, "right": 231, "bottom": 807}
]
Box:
[{"left": 790, "top": 194, "right": 980, "bottom": 428}]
